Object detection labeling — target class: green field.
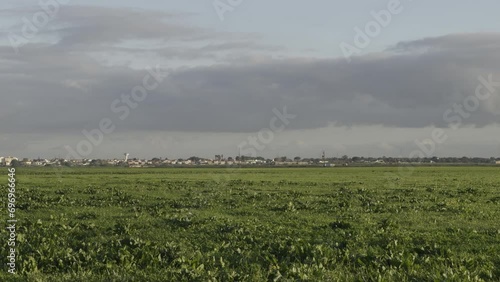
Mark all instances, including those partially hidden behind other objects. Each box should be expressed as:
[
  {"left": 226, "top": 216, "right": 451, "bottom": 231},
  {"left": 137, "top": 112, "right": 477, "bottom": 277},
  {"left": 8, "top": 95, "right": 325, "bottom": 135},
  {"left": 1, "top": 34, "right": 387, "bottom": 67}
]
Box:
[{"left": 2, "top": 167, "right": 500, "bottom": 281}]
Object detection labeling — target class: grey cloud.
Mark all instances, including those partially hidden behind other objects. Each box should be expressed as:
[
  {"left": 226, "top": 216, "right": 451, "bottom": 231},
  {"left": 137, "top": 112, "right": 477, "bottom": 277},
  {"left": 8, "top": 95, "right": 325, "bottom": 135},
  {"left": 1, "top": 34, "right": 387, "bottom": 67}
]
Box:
[
  {"left": 151, "top": 35, "right": 500, "bottom": 131},
  {"left": 1, "top": 5, "right": 500, "bottom": 136}
]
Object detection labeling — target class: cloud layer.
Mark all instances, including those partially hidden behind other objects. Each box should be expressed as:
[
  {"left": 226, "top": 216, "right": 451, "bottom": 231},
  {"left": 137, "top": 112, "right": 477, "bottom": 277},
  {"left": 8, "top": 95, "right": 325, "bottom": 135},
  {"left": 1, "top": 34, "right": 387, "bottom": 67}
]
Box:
[{"left": 1, "top": 5, "right": 500, "bottom": 157}]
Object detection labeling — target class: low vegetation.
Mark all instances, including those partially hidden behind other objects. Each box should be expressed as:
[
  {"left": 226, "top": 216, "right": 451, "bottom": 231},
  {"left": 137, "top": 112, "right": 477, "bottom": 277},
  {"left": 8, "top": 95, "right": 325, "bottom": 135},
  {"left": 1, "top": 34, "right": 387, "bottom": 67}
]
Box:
[{"left": 1, "top": 167, "right": 499, "bottom": 281}]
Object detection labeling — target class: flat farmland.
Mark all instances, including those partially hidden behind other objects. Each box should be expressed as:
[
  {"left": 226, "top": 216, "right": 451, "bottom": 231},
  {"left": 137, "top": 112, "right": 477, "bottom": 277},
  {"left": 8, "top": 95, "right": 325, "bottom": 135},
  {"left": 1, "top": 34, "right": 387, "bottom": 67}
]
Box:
[{"left": 1, "top": 167, "right": 500, "bottom": 281}]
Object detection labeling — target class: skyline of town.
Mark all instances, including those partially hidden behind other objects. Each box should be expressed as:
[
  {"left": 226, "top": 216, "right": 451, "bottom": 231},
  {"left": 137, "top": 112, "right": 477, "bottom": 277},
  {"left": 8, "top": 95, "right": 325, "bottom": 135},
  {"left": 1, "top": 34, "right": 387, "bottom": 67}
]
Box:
[{"left": 2, "top": 154, "right": 499, "bottom": 168}]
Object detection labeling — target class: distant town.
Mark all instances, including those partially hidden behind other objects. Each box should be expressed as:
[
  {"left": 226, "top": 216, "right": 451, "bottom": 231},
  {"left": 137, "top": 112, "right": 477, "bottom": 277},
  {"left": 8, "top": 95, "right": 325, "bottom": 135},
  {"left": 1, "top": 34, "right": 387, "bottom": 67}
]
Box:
[{"left": 1, "top": 154, "right": 500, "bottom": 168}]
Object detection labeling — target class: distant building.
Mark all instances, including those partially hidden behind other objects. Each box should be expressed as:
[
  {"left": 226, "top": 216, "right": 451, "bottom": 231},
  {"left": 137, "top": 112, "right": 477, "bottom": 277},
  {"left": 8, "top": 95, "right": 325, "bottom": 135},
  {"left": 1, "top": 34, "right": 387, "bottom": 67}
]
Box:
[
  {"left": 4, "top": 156, "right": 18, "bottom": 166},
  {"left": 32, "top": 158, "right": 49, "bottom": 166}
]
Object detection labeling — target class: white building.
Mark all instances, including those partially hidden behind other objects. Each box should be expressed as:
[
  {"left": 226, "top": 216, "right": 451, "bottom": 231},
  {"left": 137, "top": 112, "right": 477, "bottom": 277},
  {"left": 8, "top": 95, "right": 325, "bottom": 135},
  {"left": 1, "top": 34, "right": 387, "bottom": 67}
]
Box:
[
  {"left": 3, "top": 156, "right": 18, "bottom": 166},
  {"left": 33, "top": 159, "right": 49, "bottom": 166}
]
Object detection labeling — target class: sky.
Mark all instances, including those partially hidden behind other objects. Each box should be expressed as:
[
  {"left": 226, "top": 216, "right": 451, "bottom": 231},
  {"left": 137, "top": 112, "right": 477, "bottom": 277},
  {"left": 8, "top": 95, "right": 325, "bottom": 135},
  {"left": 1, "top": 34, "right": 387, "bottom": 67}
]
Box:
[{"left": 1, "top": 0, "right": 500, "bottom": 159}]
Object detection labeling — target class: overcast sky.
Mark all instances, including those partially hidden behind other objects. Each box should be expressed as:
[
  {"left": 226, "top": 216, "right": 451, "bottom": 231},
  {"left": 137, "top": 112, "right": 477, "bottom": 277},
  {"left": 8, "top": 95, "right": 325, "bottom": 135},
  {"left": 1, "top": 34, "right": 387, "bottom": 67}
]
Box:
[{"left": 1, "top": 1, "right": 500, "bottom": 159}]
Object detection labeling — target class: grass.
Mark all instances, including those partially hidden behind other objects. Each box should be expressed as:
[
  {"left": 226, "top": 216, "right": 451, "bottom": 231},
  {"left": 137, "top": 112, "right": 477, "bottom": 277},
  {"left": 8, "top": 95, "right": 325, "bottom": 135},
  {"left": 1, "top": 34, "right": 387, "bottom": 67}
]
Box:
[{"left": 1, "top": 166, "right": 500, "bottom": 281}]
